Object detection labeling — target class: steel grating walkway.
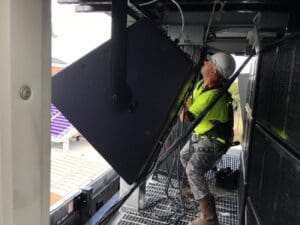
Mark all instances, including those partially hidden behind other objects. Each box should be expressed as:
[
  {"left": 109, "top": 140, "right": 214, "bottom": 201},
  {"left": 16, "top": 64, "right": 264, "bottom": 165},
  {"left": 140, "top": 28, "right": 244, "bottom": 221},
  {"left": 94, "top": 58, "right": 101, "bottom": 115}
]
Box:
[{"left": 117, "top": 153, "right": 240, "bottom": 225}]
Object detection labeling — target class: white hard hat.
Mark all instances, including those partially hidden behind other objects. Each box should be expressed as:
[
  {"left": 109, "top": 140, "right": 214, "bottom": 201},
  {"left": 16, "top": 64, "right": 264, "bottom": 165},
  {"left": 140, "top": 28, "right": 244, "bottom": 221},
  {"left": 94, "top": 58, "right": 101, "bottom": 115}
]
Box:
[{"left": 209, "top": 52, "right": 236, "bottom": 79}]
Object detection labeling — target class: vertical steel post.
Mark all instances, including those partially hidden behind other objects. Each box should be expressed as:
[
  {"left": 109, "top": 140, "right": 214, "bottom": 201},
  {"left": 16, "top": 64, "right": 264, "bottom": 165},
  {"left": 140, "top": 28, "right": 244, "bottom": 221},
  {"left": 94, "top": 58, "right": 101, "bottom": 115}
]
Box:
[{"left": 110, "top": 0, "right": 131, "bottom": 110}]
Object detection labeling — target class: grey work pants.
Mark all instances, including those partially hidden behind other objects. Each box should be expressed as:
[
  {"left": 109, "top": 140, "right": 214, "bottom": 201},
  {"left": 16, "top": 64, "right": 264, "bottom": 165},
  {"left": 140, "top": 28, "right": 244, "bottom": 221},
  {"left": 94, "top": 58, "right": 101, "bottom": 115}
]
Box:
[{"left": 180, "top": 134, "right": 227, "bottom": 200}]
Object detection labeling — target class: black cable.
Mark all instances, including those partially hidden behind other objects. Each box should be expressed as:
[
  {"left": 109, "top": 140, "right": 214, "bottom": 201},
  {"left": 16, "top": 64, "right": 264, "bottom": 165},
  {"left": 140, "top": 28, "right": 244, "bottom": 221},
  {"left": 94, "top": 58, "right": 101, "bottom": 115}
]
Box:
[
  {"left": 164, "top": 138, "right": 197, "bottom": 215},
  {"left": 165, "top": 151, "right": 177, "bottom": 189},
  {"left": 204, "top": 0, "right": 219, "bottom": 44},
  {"left": 152, "top": 120, "right": 180, "bottom": 187},
  {"left": 147, "top": 70, "right": 201, "bottom": 217},
  {"left": 164, "top": 128, "right": 185, "bottom": 207},
  {"left": 149, "top": 127, "right": 191, "bottom": 220},
  {"left": 139, "top": 132, "right": 179, "bottom": 217},
  {"left": 140, "top": 197, "right": 166, "bottom": 211},
  {"left": 176, "top": 143, "right": 186, "bottom": 209},
  {"left": 151, "top": 59, "right": 198, "bottom": 189},
  {"left": 164, "top": 153, "right": 177, "bottom": 201},
  {"left": 195, "top": 44, "right": 207, "bottom": 73},
  {"left": 175, "top": 122, "right": 195, "bottom": 212},
  {"left": 140, "top": 61, "right": 198, "bottom": 181},
  {"left": 140, "top": 142, "right": 182, "bottom": 219},
  {"left": 143, "top": 122, "right": 195, "bottom": 222}
]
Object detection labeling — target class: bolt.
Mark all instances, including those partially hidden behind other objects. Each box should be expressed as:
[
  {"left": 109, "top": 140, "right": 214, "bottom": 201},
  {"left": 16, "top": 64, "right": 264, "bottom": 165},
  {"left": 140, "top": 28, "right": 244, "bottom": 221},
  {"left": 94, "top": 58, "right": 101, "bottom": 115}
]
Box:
[
  {"left": 112, "top": 94, "right": 119, "bottom": 102},
  {"left": 19, "top": 85, "right": 31, "bottom": 100}
]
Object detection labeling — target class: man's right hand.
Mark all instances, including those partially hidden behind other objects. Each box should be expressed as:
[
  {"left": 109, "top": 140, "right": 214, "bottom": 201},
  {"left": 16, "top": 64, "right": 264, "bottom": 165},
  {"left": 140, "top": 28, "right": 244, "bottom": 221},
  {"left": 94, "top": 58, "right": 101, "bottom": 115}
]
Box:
[{"left": 179, "top": 108, "right": 187, "bottom": 122}]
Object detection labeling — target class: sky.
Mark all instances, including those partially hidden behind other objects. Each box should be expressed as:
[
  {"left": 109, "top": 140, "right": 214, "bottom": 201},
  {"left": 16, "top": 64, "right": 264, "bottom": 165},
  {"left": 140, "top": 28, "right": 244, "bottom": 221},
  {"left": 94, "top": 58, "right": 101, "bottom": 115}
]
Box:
[
  {"left": 234, "top": 56, "right": 251, "bottom": 74},
  {"left": 51, "top": 1, "right": 111, "bottom": 64}
]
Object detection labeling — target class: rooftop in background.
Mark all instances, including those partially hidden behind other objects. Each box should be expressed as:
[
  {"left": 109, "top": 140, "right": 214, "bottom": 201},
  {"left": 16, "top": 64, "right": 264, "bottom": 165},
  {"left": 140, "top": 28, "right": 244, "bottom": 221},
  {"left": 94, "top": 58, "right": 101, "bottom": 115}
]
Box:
[
  {"left": 52, "top": 57, "right": 67, "bottom": 65},
  {"left": 52, "top": 57, "right": 66, "bottom": 75},
  {"left": 50, "top": 138, "right": 111, "bottom": 208}
]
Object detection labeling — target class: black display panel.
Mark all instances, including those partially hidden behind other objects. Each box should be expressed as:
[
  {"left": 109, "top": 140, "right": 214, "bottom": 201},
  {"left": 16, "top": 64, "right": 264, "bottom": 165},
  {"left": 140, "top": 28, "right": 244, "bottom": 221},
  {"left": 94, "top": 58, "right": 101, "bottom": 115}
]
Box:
[{"left": 52, "top": 19, "right": 193, "bottom": 184}]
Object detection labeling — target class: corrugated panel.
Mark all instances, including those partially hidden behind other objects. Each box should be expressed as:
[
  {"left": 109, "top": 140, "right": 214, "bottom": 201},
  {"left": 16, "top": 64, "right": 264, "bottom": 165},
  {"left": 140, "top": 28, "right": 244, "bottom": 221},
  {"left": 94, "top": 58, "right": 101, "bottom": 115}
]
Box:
[
  {"left": 247, "top": 125, "right": 300, "bottom": 225},
  {"left": 285, "top": 42, "right": 300, "bottom": 151},
  {"left": 246, "top": 203, "right": 259, "bottom": 225},
  {"left": 247, "top": 127, "right": 267, "bottom": 212},
  {"left": 271, "top": 150, "right": 300, "bottom": 225},
  {"left": 257, "top": 141, "right": 281, "bottom": 225},
  {"left": 256, "top": 37, "right": 300, "bottom": 152},
  {"left": 269, "top": 43, "right": 293, "bottom": 131},
  {"left": 256, "top": 47, "right": 278, "bottom": 126}
]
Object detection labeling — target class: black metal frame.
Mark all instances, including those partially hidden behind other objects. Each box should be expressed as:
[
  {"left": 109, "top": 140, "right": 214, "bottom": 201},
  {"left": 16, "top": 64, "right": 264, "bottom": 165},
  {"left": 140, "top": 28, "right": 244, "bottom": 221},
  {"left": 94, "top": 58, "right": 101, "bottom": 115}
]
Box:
[
  {"left": 109, "top": 0, "right": 132, "bottom": 110},
  {"left": 50, "top": 170, "right": 119, "bottom": 225}
]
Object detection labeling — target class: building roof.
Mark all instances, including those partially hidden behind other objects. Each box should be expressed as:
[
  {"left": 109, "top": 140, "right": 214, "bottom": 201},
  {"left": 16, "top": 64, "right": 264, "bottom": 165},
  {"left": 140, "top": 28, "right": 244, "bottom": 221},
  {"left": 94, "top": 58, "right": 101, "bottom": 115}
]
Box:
[{"left": 52, "top": 57, "right": 67, "bottom": 65}]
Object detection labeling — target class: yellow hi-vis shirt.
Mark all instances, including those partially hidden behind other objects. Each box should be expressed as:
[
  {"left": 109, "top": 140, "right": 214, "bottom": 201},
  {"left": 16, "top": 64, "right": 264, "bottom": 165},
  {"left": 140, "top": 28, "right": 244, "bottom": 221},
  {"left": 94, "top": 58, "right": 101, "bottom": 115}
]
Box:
[{"left": 187, "top": 81, "right": 229, "bottom": 136}]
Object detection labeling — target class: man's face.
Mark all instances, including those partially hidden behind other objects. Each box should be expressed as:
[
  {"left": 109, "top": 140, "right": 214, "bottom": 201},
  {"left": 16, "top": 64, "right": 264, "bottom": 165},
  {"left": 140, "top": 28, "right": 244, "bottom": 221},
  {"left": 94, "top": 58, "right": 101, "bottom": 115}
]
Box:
[{"left": 200, "top": 59, "right": 217, "bottom": 78}]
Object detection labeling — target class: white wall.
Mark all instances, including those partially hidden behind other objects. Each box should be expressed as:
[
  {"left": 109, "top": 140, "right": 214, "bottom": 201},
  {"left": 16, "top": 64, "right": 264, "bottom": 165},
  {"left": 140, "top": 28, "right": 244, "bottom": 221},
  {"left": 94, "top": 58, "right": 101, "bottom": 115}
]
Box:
[{"left": 0, "top": 0, "right": 51, "bottom": 225}]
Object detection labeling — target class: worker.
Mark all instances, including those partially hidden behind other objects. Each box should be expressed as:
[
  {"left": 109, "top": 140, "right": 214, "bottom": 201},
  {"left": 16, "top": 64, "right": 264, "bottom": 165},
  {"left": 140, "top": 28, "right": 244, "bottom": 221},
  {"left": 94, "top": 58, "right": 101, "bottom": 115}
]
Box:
[{"left": 179, "top": 52, "right": 236, "bottom": 225}]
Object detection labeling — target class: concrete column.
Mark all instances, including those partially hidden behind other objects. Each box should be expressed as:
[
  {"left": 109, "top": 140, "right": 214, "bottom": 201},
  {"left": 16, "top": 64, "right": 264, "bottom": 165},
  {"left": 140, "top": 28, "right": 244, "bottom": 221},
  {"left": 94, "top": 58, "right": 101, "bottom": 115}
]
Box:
[
  {"left": 119, "top": 178, "right": 146, "bottom": 212},
  {"left": 63, "top": 139, "right": 70, "bottom": 152},
  {"left": 0, "top": 0, "right": 51, "bottom": 225}
]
